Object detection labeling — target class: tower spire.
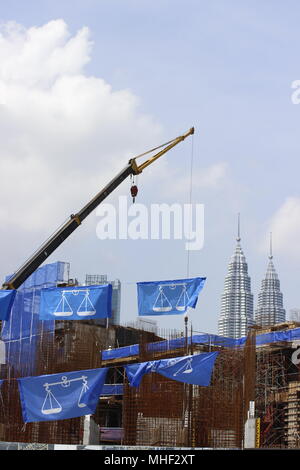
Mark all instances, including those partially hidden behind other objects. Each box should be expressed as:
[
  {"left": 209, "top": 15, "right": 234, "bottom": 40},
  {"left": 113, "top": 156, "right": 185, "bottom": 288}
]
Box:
[
  {"left": 255, "top": 231, "right": 286, "bottom": 326},
  {"left": 236, "top": 213, "right": 241, "bottom": 242},
  {"left": 269, "top": 232, "right": 273, "bottom": 260},
  {"left": 218, "top": 214, "right": 254, "bottom": 339}
]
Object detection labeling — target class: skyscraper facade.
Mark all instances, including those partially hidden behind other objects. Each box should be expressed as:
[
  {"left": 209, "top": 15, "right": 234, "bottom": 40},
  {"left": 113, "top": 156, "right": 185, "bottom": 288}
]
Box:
[
  {"left": 218, "top": 218, "right": 254, "bottom": 338},
  {"left": 254, "top": 235, "right": 286, "bottom": 327},
  {"left": 290, "top": 309, "right": 300, "bottom": 322}
]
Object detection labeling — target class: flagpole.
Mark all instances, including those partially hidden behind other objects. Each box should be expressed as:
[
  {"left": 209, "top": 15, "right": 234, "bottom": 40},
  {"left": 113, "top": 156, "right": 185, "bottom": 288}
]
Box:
[
  {"left": 188, "top": 316, "right": 193, "bottom": 446},
  {"left": 184, "top": 313, "right": 188, "bottom": 355},
  {"left": 182, "top": 312, "right": 189, "bottom": 443}
]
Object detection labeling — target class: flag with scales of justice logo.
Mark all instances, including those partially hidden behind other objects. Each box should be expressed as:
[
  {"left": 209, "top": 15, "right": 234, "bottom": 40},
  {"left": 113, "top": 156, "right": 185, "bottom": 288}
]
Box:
[
  {"left": 125, "top": 351, "right": 219, "bottom": 387},
  {"left": 39, "top": 284, "right": 112, "bottom": 320},
  {"left": 137, "top": 277, "right": 206, "bottom": 316},
  {"left": 18, "top": 368, "right": 108, "bottom": 423}
]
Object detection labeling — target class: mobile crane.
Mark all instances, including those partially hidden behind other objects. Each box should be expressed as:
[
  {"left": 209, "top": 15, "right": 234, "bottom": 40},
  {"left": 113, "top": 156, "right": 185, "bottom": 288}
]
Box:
[{"left": 2, "top": 127, "right": 194, "bottom": 290}]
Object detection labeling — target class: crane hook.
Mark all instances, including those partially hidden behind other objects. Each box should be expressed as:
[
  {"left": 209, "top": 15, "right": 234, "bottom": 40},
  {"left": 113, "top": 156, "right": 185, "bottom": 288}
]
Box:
[{"left": 130, "top": 184, "right": 138, "bottom": 203}]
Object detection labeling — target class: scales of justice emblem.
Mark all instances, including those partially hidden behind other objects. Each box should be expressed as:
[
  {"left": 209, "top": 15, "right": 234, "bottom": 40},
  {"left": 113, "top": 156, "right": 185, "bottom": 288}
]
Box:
[
  {"left": 172, "top": 358, "right": 193, "bottom": 376},
  {"left": 41, "top": 375, "right": 89, "bottom": 415},
  {"left": 153, "top": 282, "right": 190, "bottom": 313},
  {"left": 53, "top": 289, "right": 96, "bottom": 317},
  {"left": 166, "top": 357, "right": 194, "bottom": 376}
]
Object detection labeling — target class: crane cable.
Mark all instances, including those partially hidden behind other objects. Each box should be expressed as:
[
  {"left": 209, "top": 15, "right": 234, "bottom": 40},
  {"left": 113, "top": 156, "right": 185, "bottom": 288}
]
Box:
[
  {"left": 186, "top": 132, "right": 195, "bottom": 279},
  {"left": 133, "top": 136, "right": 183, "bottom": 161},
  {"left": 129, "top": 133, "right": 184, "bottom": 203}
]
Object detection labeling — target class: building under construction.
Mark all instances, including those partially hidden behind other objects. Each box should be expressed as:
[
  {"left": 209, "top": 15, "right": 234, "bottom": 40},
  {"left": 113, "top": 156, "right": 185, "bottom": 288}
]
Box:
[
  {"left": 1, "top": 260, "right": 300, "bottom": 451},
  {"left": 0, "top": 127, "right": 298, "bottom": 448}
]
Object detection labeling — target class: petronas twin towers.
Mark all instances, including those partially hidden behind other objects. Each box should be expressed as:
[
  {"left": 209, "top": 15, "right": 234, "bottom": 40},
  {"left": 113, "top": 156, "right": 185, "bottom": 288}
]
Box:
[{"left": 218, "top": 216, "right": 286, "bottom": 339}]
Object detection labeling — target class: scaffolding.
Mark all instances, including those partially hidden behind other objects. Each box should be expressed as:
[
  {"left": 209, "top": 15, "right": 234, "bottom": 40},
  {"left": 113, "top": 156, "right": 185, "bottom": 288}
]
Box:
[
  {"left": 254, "top": 323, "right": 300, "bottom": 449},
  {"left": 115, "top": 330, "right": 247, "bottom": 449},
  {"left": 2, "top": 281, "right": 300, "bottom": 450}
]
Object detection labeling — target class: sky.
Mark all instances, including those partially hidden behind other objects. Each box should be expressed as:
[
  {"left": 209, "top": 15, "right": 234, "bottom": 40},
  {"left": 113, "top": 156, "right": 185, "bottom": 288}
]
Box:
[{"left": 0, "top": 0, "right": 300, "bottom": 335}]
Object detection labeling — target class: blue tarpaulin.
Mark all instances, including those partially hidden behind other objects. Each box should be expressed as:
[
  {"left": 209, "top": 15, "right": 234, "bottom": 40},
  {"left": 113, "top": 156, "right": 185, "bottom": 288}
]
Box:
[
  {"left": 102, "top": 344, "right": 139, "bottom": 361},
  {"left": 137, "top": 277, "right": 206, "bottom": 316},
  {"left": 39, "top": 284, "right": 112, "bottom": 320},
  {"left": 0, "top": 290, "right": 16, "bottom": 321},
  {"left": 18, "top": 367, "right": 108, "bottom": 423},
  {"left": 101, "top": 384, "right": 124, "bottom": 396},
  {"left": 125, "top": 351, "right": 219, "bottom": 387},
  {"left": 102, "top": 328, "right": 300, "bottom": 361},
  {"left": 1, "top": 262, "right": 69, "bottom": 376}
]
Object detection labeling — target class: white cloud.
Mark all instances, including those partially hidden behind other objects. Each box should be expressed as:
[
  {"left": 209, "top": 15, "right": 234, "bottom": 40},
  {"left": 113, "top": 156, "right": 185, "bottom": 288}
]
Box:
[
  {"left": 264, "top": 197, "right": 300, "bottom": 258},
  {"left": 0, "top": 20, "right": 91, "bottom": 88},
  {"left": 0, "top": 19, "right": 162, "bottom": 234},
  {"left": 194, "top": 162, "right": 228, "bottom": 189},
  {"left": 156, "top": 161, "right": 228, "bottom": 200}
]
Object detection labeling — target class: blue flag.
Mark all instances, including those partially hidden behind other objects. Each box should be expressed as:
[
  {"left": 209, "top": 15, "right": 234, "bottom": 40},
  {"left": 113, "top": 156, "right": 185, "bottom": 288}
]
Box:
[
  {"left": 39, "top": 284, "right": 112, "bottom": 320},
  {"left": 0, "top": 290, "right": 16, "bottom": 321},
  {"left": 18, "top": 367, "right": 108, "bottom": 423},
  {"left": 125, "top": 351, "right": 219, "bottom": 387},
  {"left": 137, "top": 277, "right": 206, "bottom": 316}
]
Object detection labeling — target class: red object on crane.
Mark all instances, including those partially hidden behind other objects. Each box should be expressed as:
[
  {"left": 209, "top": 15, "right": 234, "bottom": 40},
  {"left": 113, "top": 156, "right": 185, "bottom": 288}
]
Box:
[{"left": 130, "top": 184, "right": 138, "bottom": 203}]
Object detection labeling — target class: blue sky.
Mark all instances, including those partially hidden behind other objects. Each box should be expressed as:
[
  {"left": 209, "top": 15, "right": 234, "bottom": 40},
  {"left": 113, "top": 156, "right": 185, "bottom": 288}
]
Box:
[{"left": 1, "top": 1, "right": 300, "bottom": 335}]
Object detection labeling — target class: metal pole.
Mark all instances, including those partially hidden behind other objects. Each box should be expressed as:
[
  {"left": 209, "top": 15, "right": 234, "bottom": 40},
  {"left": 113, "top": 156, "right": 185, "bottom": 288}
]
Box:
[{"left": 184, "top": 314, "right": 188, "bottom": 355}]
